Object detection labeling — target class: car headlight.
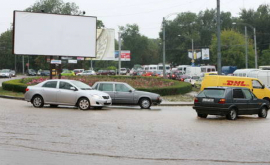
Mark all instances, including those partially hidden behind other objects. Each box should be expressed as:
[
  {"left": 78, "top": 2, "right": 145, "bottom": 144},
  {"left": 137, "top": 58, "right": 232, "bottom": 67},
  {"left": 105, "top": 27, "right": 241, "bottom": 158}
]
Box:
[{"left": 92, "top": 94, "right": 102, "bottom": 99}]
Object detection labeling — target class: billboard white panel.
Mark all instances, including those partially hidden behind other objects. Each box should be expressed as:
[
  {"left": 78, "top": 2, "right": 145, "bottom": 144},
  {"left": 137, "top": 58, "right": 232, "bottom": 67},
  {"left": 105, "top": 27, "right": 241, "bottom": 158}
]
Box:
[{"left": 13, "top": 11, "right": 97, "bottom": 57}]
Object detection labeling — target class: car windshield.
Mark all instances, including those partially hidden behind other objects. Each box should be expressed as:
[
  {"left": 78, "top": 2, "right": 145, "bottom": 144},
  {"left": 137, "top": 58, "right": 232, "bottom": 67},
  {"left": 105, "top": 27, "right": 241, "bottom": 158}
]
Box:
[
  {"left": 71, "top": 80, "right": 92, "bottom": 90},
  {"left": 1, "top": 70, "right": 9, "bottom": 73},
  {"left": 198, "top": 89, "right": 225, "bottom": 98},
  {"left": 192, "top": 76, "right": 200, "bottom": 80}
]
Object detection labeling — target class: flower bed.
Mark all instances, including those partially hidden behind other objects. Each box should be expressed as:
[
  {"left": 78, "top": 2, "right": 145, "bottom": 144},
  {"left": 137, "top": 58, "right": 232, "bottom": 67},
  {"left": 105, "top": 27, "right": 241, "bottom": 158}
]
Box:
[{"left": 3, "top": 76, "right": 192, "bottom": 96}]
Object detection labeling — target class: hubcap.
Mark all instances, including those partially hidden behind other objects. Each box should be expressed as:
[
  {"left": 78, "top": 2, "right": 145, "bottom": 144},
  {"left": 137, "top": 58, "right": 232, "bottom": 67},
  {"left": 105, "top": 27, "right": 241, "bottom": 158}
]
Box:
[
  {"left": 34, "top": 97, "right": 41, "bottom": 106},
  {"left": 262, "top": 108, "right": 267, "bottom": 117},
  {"left": 80, "top": 99, "right": 89, "bottom": 109},
  {"left": 230, "top": 110, "right": 236, "bottom": 119},
  {"left": 142, "top": 100, "right": 150, "bottom": 108}
]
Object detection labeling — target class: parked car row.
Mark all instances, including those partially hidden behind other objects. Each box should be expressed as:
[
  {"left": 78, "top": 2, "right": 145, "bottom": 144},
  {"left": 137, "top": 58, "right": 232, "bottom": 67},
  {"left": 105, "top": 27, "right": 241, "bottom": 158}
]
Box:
[
  {"left": 0, "top": 69, "right": 14, "bottom": 78},
  {"left": 25, "top": 79, "right": 162, "bottom": 110}
]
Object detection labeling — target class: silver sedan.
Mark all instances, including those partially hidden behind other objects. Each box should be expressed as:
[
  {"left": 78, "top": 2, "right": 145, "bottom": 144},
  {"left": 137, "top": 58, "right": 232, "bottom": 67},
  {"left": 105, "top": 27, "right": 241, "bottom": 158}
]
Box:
[{"left": 25, "top": 79, "right": 112, "bottom": 110}]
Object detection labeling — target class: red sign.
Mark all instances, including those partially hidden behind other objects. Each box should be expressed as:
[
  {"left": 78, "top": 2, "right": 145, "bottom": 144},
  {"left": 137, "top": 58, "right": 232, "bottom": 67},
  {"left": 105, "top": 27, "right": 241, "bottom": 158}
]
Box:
[{"left": 223, "top": 80, "right": 249, "bottom": 87}]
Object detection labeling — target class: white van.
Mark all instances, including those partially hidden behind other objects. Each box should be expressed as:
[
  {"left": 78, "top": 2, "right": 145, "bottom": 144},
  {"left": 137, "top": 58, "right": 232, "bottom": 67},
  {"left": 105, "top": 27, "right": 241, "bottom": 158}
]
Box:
[
  {"left": 148, "top": 65, "right": 158, "bottom": 72},
  {"left": 185, "top": 66, "right": 201, "bottom": 76},
  {"left": 158, "top": 63, "right": 171, "bottom": 73},
  {"left": 247, "top": 70, "right": 270, "bottom": 88},
  {"left": 177, "top": 65, "right": 189, "bottom": 74},
  {"left": 200, "top": 65, "right": 216, "bottom": 73},
  {"left": 233, "top": 69, "right": 260, "bottom": 77}
]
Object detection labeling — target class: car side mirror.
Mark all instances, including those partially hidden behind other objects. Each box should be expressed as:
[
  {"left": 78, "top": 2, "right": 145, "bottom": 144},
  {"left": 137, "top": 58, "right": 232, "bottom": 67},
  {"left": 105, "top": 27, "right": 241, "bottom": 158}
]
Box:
[
  {"left": 262, "top": 85, "right": 265, "bottom": 89},
  {"left": 129, "top": 90, "right": 133, "bottom": 93},
  {"left": 70, "top": 87, "right": 77, "bottom": 91}
]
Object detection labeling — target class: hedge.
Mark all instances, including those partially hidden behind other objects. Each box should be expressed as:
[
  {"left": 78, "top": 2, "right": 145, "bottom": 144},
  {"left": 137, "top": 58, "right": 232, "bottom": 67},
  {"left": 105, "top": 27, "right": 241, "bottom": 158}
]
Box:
[
  {"left": 2, "top": 76, "right": 192, "bottom": 96},
  {"left": 2, "top": 79, "right": 28, "bottom": 93}
]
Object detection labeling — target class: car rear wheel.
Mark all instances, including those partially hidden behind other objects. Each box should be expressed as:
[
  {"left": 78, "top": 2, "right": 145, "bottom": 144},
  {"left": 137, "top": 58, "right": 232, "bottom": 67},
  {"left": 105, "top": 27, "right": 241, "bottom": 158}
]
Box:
[
  {"left": 78, "top": 98, "right": 90, "bottom": 110},
  {"left": 258, "top": 107, "right": 268, "bottom": 118},
  {"left": 226, "top": 108, "right": 237, "bottom": 120},
  {"left": 197, "top": 113, "right": 208, "bottom": 118},
  {"left": 139, "top": 98, "right": 151, "bottom": 109},
  {"left": 32, "top": 95, "right": 44, "bottom": 108}
]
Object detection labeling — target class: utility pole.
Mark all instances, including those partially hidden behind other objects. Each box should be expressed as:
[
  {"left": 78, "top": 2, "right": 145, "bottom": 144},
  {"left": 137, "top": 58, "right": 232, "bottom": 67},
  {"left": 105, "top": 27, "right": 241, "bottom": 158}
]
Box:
[
  {"left": 245, "top": 26, "right": 248, "bottom": 68},
  {"left": 254, "top": 28, "right": 258, "bottom": 69},
  {"left": 191, "top": 39, "right": 194, "bottom": 66},
  {"left": 118, "top": 32, "right": 121, "bottom": 75},
  {"left": 217, "top": 0, "right": 222, "bottom": 75},
  {"left": 162, "top": 17, "right": 166, "bottom": 78}
]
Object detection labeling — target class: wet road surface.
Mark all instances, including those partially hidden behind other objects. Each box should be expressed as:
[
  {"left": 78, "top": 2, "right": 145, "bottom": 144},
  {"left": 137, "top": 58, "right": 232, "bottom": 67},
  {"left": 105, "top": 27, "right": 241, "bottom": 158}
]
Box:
[{"left": 1, "top": 98, "right": 270, "bottom": 165}]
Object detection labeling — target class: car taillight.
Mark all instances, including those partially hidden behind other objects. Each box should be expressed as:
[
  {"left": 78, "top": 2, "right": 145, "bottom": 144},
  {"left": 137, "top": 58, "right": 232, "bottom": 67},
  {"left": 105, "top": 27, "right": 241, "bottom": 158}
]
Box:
[
  {"left": 25, "top": 88, "right": 29, "bottom": 92},
  {"left": 194, "top": 98, "right": 199, "bottom": 103},
  {"left": 218, "top": 99, "right": 226, "bottom": 104}
]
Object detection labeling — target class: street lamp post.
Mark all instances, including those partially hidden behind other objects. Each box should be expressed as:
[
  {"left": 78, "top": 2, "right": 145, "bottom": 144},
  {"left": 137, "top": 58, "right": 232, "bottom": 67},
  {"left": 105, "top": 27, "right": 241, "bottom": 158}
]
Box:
[
  {"left": 118, "top": 31, "right": 122, "bottom": 75},
  {"left": 233, "top": 22, "right": 257, "bottom": 68}
]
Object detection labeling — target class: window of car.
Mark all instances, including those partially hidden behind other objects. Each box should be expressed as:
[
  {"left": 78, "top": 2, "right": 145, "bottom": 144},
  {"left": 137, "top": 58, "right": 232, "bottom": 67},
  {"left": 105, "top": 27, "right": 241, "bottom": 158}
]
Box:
[
  {"left": 59, "top": 81, "right": 74, "bottom": 90},
  {"left": 99, "top": 83, "right": 113, "bottom": 91},
  {"left": 42, "top": 81, "right": 57, "bottom": 88},
  {"left": 233, "top": 89, "right": 245, "bottom": 99},
  {"left": 242, "top": 89, "right": 253, "bottom": 100},
  {"left": 252, "top": 80, "right": 263, "bottom": 88},
  {"left": 198, "top": 89, "right": 225, "bottom": 98},
  {"left": 115, "top": 84, "right": 131, "bottom": 92},
  {"left": 71, "top": 80, "right": 92, "bottom": 90}
]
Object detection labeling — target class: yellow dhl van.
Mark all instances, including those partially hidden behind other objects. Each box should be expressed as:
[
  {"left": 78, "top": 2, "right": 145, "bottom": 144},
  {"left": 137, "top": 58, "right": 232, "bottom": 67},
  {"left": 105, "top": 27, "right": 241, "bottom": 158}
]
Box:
[{"left": 201, "top": 75, "right": 270, "bottom": 101}]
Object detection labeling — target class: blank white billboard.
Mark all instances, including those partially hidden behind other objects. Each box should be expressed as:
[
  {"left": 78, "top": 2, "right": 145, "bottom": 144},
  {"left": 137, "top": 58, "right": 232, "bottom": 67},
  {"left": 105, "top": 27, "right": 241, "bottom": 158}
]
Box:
[{"left": 13, "top": 11, "right": 97, "bottom": 57}]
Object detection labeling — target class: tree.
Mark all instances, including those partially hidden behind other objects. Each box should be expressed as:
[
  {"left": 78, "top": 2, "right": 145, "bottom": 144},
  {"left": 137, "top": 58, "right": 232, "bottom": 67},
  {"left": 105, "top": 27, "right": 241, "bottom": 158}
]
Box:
[
  {"left": 119, "top": 24, "right": 160, "bottom": 68},
  {"left": 210, "top": 29, "right": 254, "bottom": 68}
]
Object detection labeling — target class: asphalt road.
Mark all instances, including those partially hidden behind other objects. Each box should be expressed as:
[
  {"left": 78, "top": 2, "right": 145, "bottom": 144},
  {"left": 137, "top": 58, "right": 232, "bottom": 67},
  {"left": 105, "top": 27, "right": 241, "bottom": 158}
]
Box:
[{"left": 1, "top": 98, "right": 270, "bottom": 165}]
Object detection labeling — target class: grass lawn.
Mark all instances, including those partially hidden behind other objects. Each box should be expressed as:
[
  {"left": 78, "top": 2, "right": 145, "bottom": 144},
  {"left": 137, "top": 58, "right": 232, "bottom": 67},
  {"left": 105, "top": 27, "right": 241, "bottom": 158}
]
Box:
[{"left": 0, "top": 87, "right": 24, "bottom": 98}]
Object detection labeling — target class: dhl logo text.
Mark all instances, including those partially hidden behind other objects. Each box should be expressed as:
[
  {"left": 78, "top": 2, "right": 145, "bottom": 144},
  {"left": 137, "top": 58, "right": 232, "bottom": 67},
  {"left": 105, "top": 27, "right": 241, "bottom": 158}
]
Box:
[{"left": 223, "top": 80, "right": 249, "bottom": 86}]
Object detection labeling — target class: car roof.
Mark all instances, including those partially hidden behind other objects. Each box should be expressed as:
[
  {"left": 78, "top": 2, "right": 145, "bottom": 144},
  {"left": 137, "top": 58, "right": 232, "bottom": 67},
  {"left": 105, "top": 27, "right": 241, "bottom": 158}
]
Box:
[{"left": 95, "top": 81, "right": 126, "bottom": 84}]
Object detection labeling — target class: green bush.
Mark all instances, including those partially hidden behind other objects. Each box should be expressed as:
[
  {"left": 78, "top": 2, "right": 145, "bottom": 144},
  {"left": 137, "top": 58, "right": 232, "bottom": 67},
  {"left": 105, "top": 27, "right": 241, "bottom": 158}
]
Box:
[{"left": 2, "top": 79, "right": 28, "bottom": 93}]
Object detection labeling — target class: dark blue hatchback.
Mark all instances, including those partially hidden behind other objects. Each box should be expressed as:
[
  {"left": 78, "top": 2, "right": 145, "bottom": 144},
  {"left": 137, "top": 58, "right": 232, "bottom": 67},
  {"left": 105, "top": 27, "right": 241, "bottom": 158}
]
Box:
[{"left": 193, "top": 87, "right": 269, "bottom": 120}]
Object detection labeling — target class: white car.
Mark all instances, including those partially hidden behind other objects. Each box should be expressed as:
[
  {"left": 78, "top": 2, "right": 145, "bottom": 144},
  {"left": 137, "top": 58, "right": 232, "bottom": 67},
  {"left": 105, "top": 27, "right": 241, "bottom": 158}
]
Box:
[
  {"left": 120, "top": 68, "right": 127, "bottom": 75},
  {"left": 25, "top": 79, "right": 112, "bottom": 110},
  {"left": 0, "top": 69, "right": 12, "bottom": 78},
  {"left": 77, "top": 70, "right": 96, "bottom": 76},
  {"left": 184, "top": 76, "right": 200, "bottom": 86}
]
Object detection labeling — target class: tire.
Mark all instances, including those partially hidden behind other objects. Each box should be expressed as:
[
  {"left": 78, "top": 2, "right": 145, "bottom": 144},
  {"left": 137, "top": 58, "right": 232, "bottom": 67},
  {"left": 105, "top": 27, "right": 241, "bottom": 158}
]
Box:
[
  {"left": 78, "top": 98, "right": 90, "bottom": 110},
  {"left": 139, "top": 98, "right": 151, "bottom": 109},
  {"left": 50, "top": 104, "right": 58, "bottom": 108},
  {"left": 258, "top": 106, "right": 268, "bottom": 118},
  {"left": 226, "top": 108, "right": 237, "bottom": 120},
  {"left": 32, "top": 95, "right": 44, "bottom": 108},
  {"left": 197, "top": 113, "right": 208, "bottom": 118}
]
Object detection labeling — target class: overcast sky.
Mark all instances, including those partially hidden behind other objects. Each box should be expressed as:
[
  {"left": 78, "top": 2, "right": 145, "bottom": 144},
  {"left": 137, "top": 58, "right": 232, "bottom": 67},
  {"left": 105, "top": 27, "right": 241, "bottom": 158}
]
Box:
[{"left": 0, "top": 0, "right": 269, "bottom": 38}]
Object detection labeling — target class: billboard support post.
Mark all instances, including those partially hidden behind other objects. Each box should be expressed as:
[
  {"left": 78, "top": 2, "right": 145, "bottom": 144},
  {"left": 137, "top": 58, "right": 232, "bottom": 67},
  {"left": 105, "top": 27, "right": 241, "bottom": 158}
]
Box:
[
  {"left": 118, "top": 32, "right": 121, "bottom": 75},
  {"left": 22, "top": 55, "right": 24, "bottom": 75},
  {"left": 50, "top": 56, "right": 52, "bottom": 79},
  {"left": 58, "top": 56, "right": 61, "bottom": 79}
]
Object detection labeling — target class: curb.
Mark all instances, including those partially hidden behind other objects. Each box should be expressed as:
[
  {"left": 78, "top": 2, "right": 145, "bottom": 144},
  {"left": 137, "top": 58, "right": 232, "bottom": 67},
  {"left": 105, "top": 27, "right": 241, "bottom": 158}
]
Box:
[
  {"left": 0, "top": 95, "right": 24, "bottom": 101},
  {"left": 0, "top": 95, "right": 193, "bottom": 106}
]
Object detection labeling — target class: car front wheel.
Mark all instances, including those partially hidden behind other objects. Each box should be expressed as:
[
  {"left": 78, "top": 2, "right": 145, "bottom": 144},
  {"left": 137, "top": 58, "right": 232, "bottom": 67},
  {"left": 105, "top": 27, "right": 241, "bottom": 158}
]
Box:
[
  {"left": 139, "top": 98, "right": 151, "bottom": 109},
  {"left": 226, "top": 108, "right": 237, "bottom": 120},
  {"left": 32, "top": 95, "right": 44, "bottom": 108},
  {"left": 258, "top": 107, "right": 268, "bottom": 118},
  {"left": 78, "top": 98, "right": 90, "bottom": 110}
]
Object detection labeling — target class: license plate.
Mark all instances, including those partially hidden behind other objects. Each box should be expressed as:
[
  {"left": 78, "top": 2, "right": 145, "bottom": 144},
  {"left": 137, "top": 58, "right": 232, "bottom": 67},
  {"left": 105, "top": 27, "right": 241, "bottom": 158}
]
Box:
[
  {"left": 106, "top": 100, "right": 111, "bottom": 103},
  {"left": 202, "top": 98, "right": 214, "bottom": 102}
]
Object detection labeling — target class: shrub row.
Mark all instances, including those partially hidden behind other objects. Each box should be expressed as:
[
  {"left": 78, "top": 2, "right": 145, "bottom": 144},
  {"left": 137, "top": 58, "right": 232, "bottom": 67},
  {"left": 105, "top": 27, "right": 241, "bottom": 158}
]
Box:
[
  {"left": 2, "top": 76, "right": 192, "bottom": 96},
  {"left": 2, "top": 79, "right": 28, "bottom": 93}
]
